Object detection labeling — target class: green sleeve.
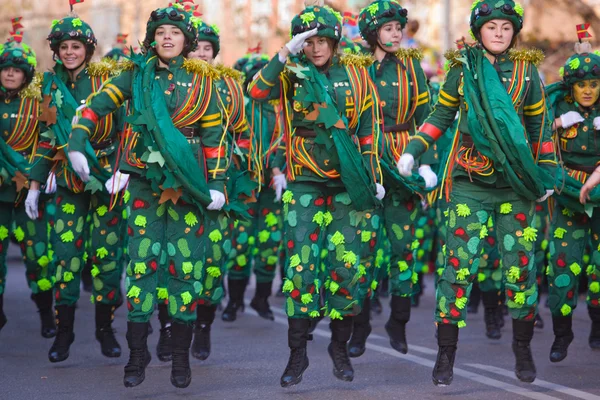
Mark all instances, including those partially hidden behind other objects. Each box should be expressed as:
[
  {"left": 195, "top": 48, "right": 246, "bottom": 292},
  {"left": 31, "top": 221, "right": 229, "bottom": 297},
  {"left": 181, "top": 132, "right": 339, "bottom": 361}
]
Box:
[
  {"left": 199, "top": 87, "right": 227, "bottom": 192},
  {"left": 357, "top": 75, "right": 382, "bottom": 183},
  {"left": 30, "top": 119, "right": 56, "bottom": 183},
  {"left": 412, "top": 59, "right": 432, "bottom": 126},
  {"left": 247, "top": 55, "right": 286, "bottom": 102}
]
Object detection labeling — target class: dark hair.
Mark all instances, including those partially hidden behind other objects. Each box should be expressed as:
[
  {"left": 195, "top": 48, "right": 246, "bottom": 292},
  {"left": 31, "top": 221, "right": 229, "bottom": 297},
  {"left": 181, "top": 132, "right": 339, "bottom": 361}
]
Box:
[
  {"left": 53, "top": 41, "right": 95, "bottom": 66},
  {"left": 143, "top": 35, "right": 193, "bottom": 57}
]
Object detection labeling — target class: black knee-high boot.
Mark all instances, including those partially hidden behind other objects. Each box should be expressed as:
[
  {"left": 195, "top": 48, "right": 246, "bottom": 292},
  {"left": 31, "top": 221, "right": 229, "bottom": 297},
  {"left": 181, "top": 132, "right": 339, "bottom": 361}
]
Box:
[
  {"left": 281, "top": 318, "right": 310, "bottom": 388},
  {"left": 192, "top": 304, "right": 216, "bottom": 360}
]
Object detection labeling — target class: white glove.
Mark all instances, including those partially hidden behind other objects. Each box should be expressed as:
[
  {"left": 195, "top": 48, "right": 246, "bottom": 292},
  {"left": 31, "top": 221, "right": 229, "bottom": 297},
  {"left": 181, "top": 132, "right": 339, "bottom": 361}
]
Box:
[
  {"left": 272, "top": 174, "right": 287, "bottom": 202},
  {"left": 375, "top": 183, "right": 386, "bottom": 200},
  {"left": 560, "top": 111, "right": 585, "bottom": 129},
  {"left": 285, "top": 28, "right": 319, "bottom": 56},
  {"left": 67, "top": 151, "right": 90, "bottom": 182},
  {"left": 397, "top": 153, "right": 414, "bottom": 177},
  {"left": 594, "top": 117, "right": 600, "bottom": 130},
  {"left": 536, "top": 189, "right": 554, "bottom": 203},
  {"left": 44, "top": 172, "right": 57, "bottom": 194},
  {"left": 418, "top": 165, "right": 438, "bottom": 189},
  {"left": 104, "top": 170, "right": 130, "bottom": 194},
  {"left": 207, "top": 190, "right": 226, "bottom": 211},
  {"left": 25, "top": 189, "right": 40, "bottom": 220}
]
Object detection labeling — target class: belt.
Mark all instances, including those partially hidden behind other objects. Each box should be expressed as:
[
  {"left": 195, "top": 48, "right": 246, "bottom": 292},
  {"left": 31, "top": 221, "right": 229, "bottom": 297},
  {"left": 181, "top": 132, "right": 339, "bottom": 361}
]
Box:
[
  {"left": 91, "top": 138, "right": 114, "bottom": 150},
  {"left": 384, "top": 123, "right": 411, "bottom": 133},
  {"left": 179, "top": 127, "right": 197, "bottom": 138},
  {"left": 461, "top": 132, "right": 474, "bottom": 147},
  {"left": 564, "top": 163, "right": 596, "bottom": 175},
  {"left": 295, "top": 128, "right": 317, "bottom": 138}
]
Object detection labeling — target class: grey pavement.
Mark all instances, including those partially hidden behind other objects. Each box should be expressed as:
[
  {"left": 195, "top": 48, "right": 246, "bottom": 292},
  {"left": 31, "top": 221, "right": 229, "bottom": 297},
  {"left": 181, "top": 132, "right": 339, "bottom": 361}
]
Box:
[{"left": 1, "top": 243, "right": 599, "bottom": 400}]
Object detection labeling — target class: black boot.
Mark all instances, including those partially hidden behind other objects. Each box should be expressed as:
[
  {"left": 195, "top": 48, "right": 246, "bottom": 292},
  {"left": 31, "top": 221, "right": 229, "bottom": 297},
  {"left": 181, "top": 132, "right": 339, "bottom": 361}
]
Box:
[
  {"left": 549, "top": 315, "right": 573, "bottom": 362},
  {"left": 588, "top": 306, "right": 600, "bottom": 350},
  {"left": 95, "top": 303, "right": 121, "bottom": 358},
  {"left": 192, "top": 305, "right": 216, "bottom": 360},
  {"left": 81, "top": 259, "right": 93, "bottom": 293},
  {"left": 48, "top": 305, "right": 75, "bottom": 362},
  {"left": 276, "top": 265, "right": 285, "bottom": 298},
  {"left": 534, "top": 313, "right": 544, "bottom": 329},
  {"left": 328, "top": 318, "right": 354, "bottom": 382},
  {"left": 0, "top": 294, "right": 6, "bottom": 331},
  {"left": 348, "top": 297, "right": 372, "bottom": 358},
  {"left": 123, "top": 321, "right": 151, "bottom": 388},
  {"left": 221, "top": 278, "right": 247, "bottom": 322},
  {"left": 171, "top": 321, "right": 193, "bottom": 388},
  {"left": 432, "top": 324, "right": 458, "bottom": 386},
  {"left": 371, "top": 292, "right": 383, "bottom": 315},
  {"left": 250, "top": 281, "right": 274, "bottom": 321},
  {"left": 512, "top": 319, "right": 536, "bottom": 383},
  {"left": 467, "top": 281, "right": 481, "bottom": 314},
  {"left": 156, "top": 304, "right": 172, "bottom": 362},
  {"left": 380, "top": 277, "right": 389, "bottom": 298},
  {"left": 32, "top": 291, "right": 57, "bottom": 338},
  {"left": 412, "top": 273, "right": 424, "bottom": 308},
  {"left": 385, "top": 295, "right": 410, "bottom": 354},
  {"left": 281, "top": 318, "right": 310, "bottom": 388},
  {"left": 482, "top": 291, "right": 502, "bottom": 340}
]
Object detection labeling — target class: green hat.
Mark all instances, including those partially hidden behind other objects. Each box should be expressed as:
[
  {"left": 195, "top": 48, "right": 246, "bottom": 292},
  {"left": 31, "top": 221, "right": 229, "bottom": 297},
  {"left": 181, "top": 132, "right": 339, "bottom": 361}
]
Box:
[
  {"left": 0, "top": 37, "right": 37, "bottom": 84},
  {"left": 47, "top": 16, "right": 97, "bottom": 54},
  {"left": 339, "top": 36, "right": 363, "bottom": 54},
  {"left": 235, "top": 53, "right": 270, "bottom": 91},
  {"left": 290, "top": 5, "right": 343, "bottom": 43},
  {"left": 196, "top": 20, "right": 220, "bottom": 57},
  {"left": 144, "top": 2, "right": 202, "bottom": 53},
  {"left": 358, "top": 1, "right": 408, "bottom": 41},
  {"left": 560, "top": 51, "right": 600, "bottom": 86},
  {"left": 469, "top": 0, "right": 524, "bottom": 39}
]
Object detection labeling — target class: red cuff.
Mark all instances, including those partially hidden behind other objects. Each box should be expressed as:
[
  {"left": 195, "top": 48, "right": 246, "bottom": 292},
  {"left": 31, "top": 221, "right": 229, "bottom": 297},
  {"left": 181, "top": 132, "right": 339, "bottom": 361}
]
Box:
[
  {"left": 237, "top": 139, "right": 250, "bottom": 149},
  {"left": 39, "top": 142, "right": 53, "bottom": 149},
  {"left": 204, "top": 146, "right": 226, "bottom": 159},
  {"left": 540, "top": 142, "right": 554, "bottom": 154},
  {"left": 359, "top": 136, "right": 373, "bottom": 146},
  {"left": 419, "top": 123, "right": 443, "bottom": 141},
  {"left": 249, "top": 85, "right": 270, "bottom": 100},
  {"left": 81, "top": 108, "right": 99, "bottom": 125}
]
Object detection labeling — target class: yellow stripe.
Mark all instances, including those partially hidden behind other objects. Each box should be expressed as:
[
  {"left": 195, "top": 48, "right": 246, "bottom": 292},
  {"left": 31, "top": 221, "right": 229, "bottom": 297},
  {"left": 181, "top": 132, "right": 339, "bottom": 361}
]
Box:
[
  {"left": 200, "top": 113, "right": 221, "bottom": 121},
  {"left": 105, "top": 84, "right": 124, "bottom": 104},
  {"left": 416, "top": 98, "right": 429, "bottom": 106},
  {"left": 524, "top": 108, "right": 544, "bottom": 117},
  {"left": 411, "top": 135, "right": 430, "bottom": 151},
  {"left": 362, "top": 100, "right": 374, "bottom": 112},
  {"left": 523, "top": 98, "right": 544, "bottom": 111},
  {"left": 200, "top": 120, "right": 222, "bottom": 128},
  {"left": 258, "top": 72, "right": 276, "bottom": 87},
  {"left": 440, "top": 89, "right": 458, "bottom": 102},
  {"left": 539, "top": 159, "right": 557, "bottom": 165},
  {"left": 438, "top": 97, "right": 459, "bottom": 108},
  {"left": 104, "top": 89, "right": 120, "bottom": 107},
  {"left": 72, "top": 124, "right": 91, "bottom": 135},
  {"left": 417, "top": 91, "right": 429, "bottom": 100}
]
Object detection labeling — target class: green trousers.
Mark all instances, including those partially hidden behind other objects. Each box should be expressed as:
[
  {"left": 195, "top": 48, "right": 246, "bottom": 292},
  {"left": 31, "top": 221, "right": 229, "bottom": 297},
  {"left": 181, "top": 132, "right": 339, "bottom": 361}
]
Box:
[
  {"left": 227, "top": 188, "right": 283, "bottom": 283},
  {"left": 436, "top": 180, "right": 538, "bottom": 326},
  {"left": 198, "top": 213, "right": 229, "bottom": 306},
  {"left": 281, "top": 182, "right": 380, "bottom": 319},
  {"left": 0, "top": 200, "right": 52, "bottom": 295},
  {"left": 548, "top": 202, "right": 600, "bottom": 316},
  {"left": 52, "top": 186, "right": 125, "bottom": 306}
]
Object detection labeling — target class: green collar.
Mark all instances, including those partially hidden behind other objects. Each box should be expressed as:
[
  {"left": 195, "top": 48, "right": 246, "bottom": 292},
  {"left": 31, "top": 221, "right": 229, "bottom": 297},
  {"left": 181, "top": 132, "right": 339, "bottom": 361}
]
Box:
[
  {"left": 53, "top": 63, "right": 90, "bottom": 84},
  {"left": 156, "top": 55, "right": 185, "bottom": 72}
]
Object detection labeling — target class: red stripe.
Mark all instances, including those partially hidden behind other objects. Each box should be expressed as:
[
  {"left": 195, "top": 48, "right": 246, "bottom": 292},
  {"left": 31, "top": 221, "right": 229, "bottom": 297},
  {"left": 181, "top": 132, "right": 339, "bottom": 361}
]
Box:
[
  {"left": 82, "top": 108, "right": 99, "bottom": 125},
  {"left": 39, "top": 142, "right": 54, "bottom": 149},
  {"left": 419, "top": 123, "right": 443, "bottom": 141},
  {"left": 540, "top": 142, "right": 554, "bottom": 154},
  {"left": 237, "top": 139, "right": 250, "bottom": 149},
  {"left": 249, "top": 85, "right": 271, "bottom": 100},
  {"left": 359, "top": 136, "right": 373, "bottom": 146},
  {"left": 204, "top": 146, "right": 226, "bottom": 159}
]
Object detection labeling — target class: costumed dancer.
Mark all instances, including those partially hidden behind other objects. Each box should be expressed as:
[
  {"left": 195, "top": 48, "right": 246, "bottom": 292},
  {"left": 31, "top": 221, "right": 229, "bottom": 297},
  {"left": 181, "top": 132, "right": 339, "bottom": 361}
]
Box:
[
  {"left": 349, "top": 0, "right": 435, "bottom": 358},
  {"left": 248, "top": 0, "right": 385, "bottom": 387},
  {"left": 26, "top": 2, "right": 127, "bottom": 362},
  {"left": 545, "top": 27, "right": 600, "bottom": 362},
  {"left": 68, "top": 1, "right": 228, "bottom": 388},
  {"left": 398, "top": 0, "right": 557, "bottom": 385},
  {"left": 0, "top": 21, "right": 56, "bottom": 338}
]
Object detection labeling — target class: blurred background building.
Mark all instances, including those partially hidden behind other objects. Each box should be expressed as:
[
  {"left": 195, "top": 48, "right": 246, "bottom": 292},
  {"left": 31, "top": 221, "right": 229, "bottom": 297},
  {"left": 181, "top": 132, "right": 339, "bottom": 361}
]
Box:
[{"left": 1, "top": 0, "right": 599, "bottom": 82}]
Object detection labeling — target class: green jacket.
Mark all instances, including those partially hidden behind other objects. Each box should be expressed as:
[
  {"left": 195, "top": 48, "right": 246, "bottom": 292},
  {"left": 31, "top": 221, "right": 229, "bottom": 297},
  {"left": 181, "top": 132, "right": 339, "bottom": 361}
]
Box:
[
  {"left": 405, "top": 49, "right": 557, "bottom": 190},
  {"left": 555, "top": 99, "right": 600, "bottom": 168}
]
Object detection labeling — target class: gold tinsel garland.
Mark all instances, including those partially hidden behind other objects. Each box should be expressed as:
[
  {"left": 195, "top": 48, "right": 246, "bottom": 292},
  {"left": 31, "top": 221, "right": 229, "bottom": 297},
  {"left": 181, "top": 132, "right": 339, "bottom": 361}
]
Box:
[
  {"left": 339, "top": 53, "right": 375, "bottom": 68},
  {"left": 444, "top": 49, "right": 462, "bottom": 69},
  {"left": 215, "top": 64, "right": 244, "bottom": 83},
  {"left": 88, "top": 59, "right": 121, "bottom": 77},
  {"left": 508, "top": 48, "right": 545, "bottom": 67},
  {"left": 20, "top": 72, "right": 43, "bottom": 101},
  {"left": 182, "top": 58, "right": 220, "bottom": 79},
  {"left": 395, "top": 48, "right": 424, "bottom": 61}
]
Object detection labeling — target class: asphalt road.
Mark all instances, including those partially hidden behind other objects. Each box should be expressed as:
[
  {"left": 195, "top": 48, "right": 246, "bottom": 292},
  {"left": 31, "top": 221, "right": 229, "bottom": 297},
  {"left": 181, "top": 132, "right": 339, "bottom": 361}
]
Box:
[{"left": 1, "top": 243, "right": 599, "bottom": 400}]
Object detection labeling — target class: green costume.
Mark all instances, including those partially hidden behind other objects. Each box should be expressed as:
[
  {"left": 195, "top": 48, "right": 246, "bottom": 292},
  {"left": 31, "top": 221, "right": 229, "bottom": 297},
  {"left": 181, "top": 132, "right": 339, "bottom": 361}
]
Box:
[
  {"left": 404, "top": 0, "right": 557, "bottom": 386},
  {"left": 0, "top": 33, "right": 56, "bottom": 337},
  {"left": 545, "top": 48, "right": 600, "bottom": 361}
]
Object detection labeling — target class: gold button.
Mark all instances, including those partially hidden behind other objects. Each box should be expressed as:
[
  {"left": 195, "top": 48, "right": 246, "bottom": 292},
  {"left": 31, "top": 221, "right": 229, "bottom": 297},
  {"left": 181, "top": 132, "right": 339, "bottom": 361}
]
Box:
[
  {"left": 584, "top": 113, "right": 589, "bottom": 118},
  {"left": 381, "top": 101, "right": 387, "bottom": 107},
  {"left": 71, "top": 83, "right": 75, "bottom": 89},
  {"left": 164, "top": 90, "right": 171, "bottom": 95},
  {"left": 345, "top": 90, "right": 351, "bottom": 96},
  {"left": 168, "top": 74, "right": 173, "bottom": 80},
  {"left": 583, "top": 126, "right": 589, "bottom": 132},
  {"left": 582, "top": 145, "right": 588, "bottom": 150},
  {"left": 2, "top": 113, "right": 7, "bottom": 119},
  {"left": 3, "top": 130, "right": 8, "bottom": 135},
  {"left": 380, "top": 81, "right": 387, "bottom": 87}
]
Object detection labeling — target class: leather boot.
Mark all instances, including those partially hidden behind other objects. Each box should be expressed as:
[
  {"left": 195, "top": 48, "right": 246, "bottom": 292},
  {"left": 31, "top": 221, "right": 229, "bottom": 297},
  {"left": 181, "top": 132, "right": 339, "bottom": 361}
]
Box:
[
  {"left": 222, "top": 278, "right": 247, "bottom": 322},
  {"left": 512, "top": 319, "right": 536, "bottom": 383},
  {"left": 32, "top": 291, "right": 57, "bottom": 338},
  {"left": 328, "top": 317, "right": 354, "bottom": 382},
  {"left": 482, "top": 291, "right": 502, "bottom": 340},
  {"left": 123, "top": 321, "right": 151, "bottom": 388},
  {"left": 588, "top": 306, "right": 600, "bottom": 349},
  {"left": 171, "top": 321, "right": 193, "bottom": 388},
  {"left": 0, "top": 294, "right": 6, "bottom": 331},
  {"left": 156, "top": 304, "right": 172, "bottom": 362},
  {"left": 432, "top": 324, "right": 458, "bottom": 386},
  {"left": 250, "top": 281, "right": 274, "bottom": 320},
  {"left": 81, "top": 259, "right": 93, "bottom": 293},
  {"left": 95, "top": 303, "right": 121, "bottom": 357},
  {"left": 48, "top": 305, "right": 75, "bottom": 362},
  {"left": 549, "top": 315, "right": 573, "bottom": 362},
  {"left": 192, "top": 304, "right": 216, "bottom": 360},
  {"left": 281, "top": 318, "right": 310, "bottom": 388},
  {"left": 467, "top": 281, "right": 481, "bottom": 314},
  {"left": 385, "top": 295, "right": 410, "bottom": 354},
  {"left": 348, "top": 297, "right": 372, "bottom": 358}
]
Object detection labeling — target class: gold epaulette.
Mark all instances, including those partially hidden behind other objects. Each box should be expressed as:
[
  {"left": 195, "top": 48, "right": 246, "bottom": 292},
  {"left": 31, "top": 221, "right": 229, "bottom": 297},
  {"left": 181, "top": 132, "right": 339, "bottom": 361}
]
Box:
[
  {"left": 215, "top": 64, "right": 244, "bottom": 83},
  {"left": 339, "top": 53, "right": 375, "bottom": 68},
  {"left": 117, "top": 59, "right": 135, "bottom": 72},
  {"left": 444, "top": 49, "right": 462, "bottom": 69},
  {"left": 19, "top": 72, "right": 43, "bottom": 101},
  {"left": 182, "top": 58, "right": 220, "bottom": 79},
  {"left": 395, "top": 48, "right": 424, "bottom": 61},
  {"left": 87, "top": 59, "right": 121, "bottom": 77},
  {"left": 508, "top": 48, "right": 545, "bottom": 67}
]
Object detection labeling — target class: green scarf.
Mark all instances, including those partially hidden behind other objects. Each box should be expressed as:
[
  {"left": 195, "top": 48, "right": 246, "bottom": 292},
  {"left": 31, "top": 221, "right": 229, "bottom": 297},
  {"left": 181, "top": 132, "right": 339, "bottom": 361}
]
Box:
[{"left": 0, "top": 135, "right": 28, "bottom": 182}]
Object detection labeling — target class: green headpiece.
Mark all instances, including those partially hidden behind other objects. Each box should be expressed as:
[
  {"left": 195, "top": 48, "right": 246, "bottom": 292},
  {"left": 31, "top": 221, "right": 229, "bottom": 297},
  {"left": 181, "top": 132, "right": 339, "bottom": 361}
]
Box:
[
  {"left": 234, "top": 53, "right": 270, "bottom": 91},
  {"left": 290, "top": 4, "right": 343, "bottom": 43},
  {"left": 339, "top": 36, "right": 363, "bottom": 54},
  {"left": 144, "top": 2, "right": 202, "bottom": 53},
  {"left": 0, "top": 37, "right": 37, "bottom": 84},
  {"left": 560, "top": 47, "right": 600, "bottom": 86},
  {"left": 196, "top": 20, "right": 220, "bottom": 57},
  {"left": 358, "top": 1, "right": 408, "bottom": 42},
  {"left": 47, "top": 16, "right": 97, "bottom": 54},
  {"left": 469, "top": 0, "right": 524, "bottom": 39}
]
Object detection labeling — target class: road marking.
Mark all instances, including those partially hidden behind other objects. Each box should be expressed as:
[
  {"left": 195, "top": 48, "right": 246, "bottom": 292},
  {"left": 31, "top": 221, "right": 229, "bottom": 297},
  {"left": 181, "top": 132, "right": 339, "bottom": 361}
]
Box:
[
  {"left": 258, "top": 304, "right": 561, "bottom": 400},
  {"left": 465, "top": 364, "right": 600, "bottom": 400}
]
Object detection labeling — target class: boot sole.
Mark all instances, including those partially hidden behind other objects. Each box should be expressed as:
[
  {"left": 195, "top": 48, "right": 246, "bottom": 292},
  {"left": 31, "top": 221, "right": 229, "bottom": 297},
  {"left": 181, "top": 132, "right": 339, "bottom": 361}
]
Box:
[
  {"left": 42, "top": 330, "right": 57, "bottom": 339},
  {"left": 280, "top": 361, "right": 309, "bottom": 388},
  {"left": 124, "top": 372, "right": 145, "bottom": 388},
  {"left": 49, "top": 352, "right": 70, "bottom": 363},
  {"left": 332, "top": 370, "right": 354, "bottom": 382},
  {"left": 549, "top": 352, "right": 567, "bottom": 363},
  {"left": 157, "top": 354, "right": 173, "bottom": 362},
  {"left": 348, "top": 346, "right": 366, "bottom": 358},
  {"left": 515, "top": 372, "right": 536, "bottom": 383},
  {"left": 170, "top": 375, "right": 192, "bottom": 388},
  {"left": 385, "top": 324, "right": 408, "bottom": 354},
  {"left": 432, "top": 376, "right": 453, "bottom": 386}
]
